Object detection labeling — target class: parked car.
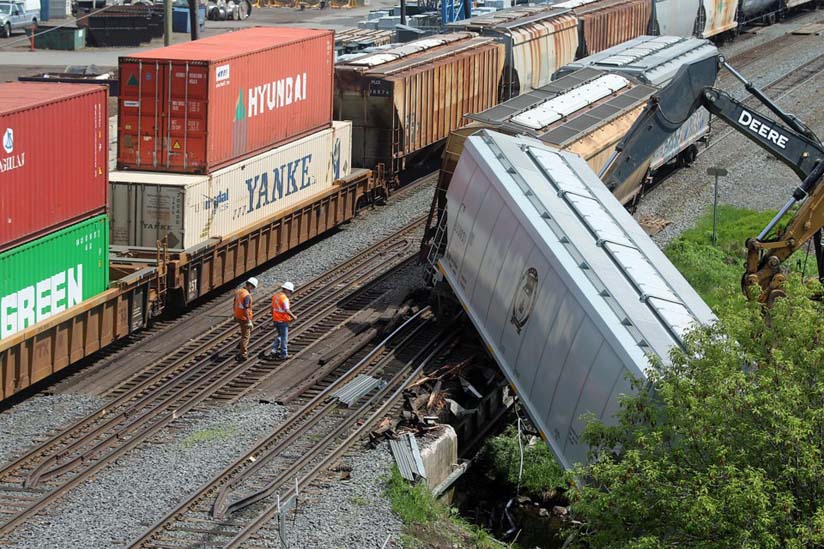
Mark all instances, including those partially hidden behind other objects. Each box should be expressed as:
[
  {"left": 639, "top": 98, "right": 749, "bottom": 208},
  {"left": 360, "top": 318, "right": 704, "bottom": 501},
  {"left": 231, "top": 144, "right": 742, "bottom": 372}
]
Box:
[{"left": 0, "top": 0, "right": 39, "bottom": 37}]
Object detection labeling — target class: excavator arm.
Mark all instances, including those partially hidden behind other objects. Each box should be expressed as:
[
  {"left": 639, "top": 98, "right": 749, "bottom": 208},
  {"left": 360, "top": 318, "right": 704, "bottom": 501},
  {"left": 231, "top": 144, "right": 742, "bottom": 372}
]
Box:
[{"left": 602, "top": 54, "right": 824, "bottom": 304}]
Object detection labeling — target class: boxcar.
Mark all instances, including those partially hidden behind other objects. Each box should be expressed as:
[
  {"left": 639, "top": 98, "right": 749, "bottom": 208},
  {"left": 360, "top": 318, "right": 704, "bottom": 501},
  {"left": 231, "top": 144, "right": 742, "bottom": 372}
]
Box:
[
  {"left": 447, "top": 6, "right": 579, "bottom": 99},
  {"left": 335, "top": 33, "right": 506, "bottom": 180}
]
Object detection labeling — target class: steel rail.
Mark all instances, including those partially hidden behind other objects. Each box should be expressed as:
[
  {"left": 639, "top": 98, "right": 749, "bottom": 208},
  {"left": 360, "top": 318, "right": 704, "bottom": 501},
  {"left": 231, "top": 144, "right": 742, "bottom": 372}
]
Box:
[
  {"left": 225, "top": 333, "right": 456, "bottom": 548},
  {"left": 127, "top": 308, "right": 437, "bottom": 548},
  {"left": 0, "top": 217, "right": 427, "bottom": 539}
]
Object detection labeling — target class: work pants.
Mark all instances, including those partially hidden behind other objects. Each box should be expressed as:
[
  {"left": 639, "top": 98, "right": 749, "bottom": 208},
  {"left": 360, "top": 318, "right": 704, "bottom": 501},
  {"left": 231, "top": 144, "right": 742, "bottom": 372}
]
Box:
[
  {"left": 237, "top": 319, "right": 251, "bottom": 358},
  {"left": 271, "top": 321, "right": 289, "bottom": 359}
]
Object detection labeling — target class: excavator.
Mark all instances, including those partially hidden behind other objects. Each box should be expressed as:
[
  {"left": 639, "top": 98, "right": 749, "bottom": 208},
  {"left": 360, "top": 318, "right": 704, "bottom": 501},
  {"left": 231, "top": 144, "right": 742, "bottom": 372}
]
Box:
[{"left": 599, "top": 54, "right": 824, "bottom": 305}]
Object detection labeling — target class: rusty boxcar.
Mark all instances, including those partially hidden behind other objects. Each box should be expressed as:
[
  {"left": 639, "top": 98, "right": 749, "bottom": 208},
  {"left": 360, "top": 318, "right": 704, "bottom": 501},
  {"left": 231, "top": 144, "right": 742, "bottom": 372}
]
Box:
[
  {"left": 447, "top": 6, "right": 579, "bottom": 100},
  {"left": 335, "top": 33, "right": 505, "bottom": 179}
]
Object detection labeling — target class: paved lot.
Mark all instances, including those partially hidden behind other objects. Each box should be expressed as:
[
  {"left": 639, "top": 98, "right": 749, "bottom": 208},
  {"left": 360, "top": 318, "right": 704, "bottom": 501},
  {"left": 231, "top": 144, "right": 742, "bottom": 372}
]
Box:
[{"left": 0, "top": 0, "right": 397, "bottom": 80}]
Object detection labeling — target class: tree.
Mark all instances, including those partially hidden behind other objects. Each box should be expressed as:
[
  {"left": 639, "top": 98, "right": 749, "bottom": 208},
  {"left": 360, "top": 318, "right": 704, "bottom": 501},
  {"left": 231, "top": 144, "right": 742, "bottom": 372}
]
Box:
[{"left": 568, "top": 277, "right": 824, "bottom": 548}]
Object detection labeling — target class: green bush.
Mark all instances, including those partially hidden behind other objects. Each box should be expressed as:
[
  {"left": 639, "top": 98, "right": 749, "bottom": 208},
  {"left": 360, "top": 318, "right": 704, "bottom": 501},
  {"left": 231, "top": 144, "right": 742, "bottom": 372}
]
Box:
[{"left": 478, "top": 425, "right": 566, "bottom": 500}]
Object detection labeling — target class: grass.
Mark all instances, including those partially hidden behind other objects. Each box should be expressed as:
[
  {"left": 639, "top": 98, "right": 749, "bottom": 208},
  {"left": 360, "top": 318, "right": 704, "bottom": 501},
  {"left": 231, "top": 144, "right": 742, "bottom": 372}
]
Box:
[
  {"left": 180, "top": 426, "right": 237, "bottom": 448},
  {"left": 384, "top": 466, "right": 503, "bottom": 549},
  {"left": 663, "top": 205, "right": 796, "bottom": 312}
]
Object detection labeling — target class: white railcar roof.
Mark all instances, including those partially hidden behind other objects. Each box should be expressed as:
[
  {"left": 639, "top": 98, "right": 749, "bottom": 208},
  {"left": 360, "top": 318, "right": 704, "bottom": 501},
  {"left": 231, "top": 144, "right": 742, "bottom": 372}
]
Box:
[
  {"left": 559, "top": 35, "right": 718, "bottom": 85},
  {"left": 446, "top": 130, "right": 714, "bottom": 363}
]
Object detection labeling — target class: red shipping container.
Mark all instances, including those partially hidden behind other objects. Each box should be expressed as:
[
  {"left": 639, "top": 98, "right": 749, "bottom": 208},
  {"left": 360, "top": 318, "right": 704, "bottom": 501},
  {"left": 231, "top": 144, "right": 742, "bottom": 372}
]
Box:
[
  {"left": 118, "top": 27, "right": 334, "bottom": 174},
  {"left": 0, "top": 83, "right": 108, "bottom": 253}
]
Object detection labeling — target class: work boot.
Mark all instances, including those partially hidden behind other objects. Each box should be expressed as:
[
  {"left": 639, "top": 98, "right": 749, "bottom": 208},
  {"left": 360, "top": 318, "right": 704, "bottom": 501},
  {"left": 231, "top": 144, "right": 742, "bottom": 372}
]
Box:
[{"left": 235, "top": 354, "right": 246, "bottom": 362}]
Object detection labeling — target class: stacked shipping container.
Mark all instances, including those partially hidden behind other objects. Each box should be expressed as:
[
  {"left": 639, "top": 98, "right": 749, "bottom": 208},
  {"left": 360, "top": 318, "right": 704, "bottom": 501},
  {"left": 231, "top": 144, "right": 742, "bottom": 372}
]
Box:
[
  {"left": 110, "top": 122, "right": 353, "bottom": 250},
  {"left": 0, "top": 83, "right": 111, "bottom": 343},
  {"left": 117, "top": 27, "right": 335, "bottom": 174},
  {"left": 0, "top": 83, "right": 108, "bottom": 253},
  {"left": 111, "top": 27, "right": 357, "bottom": 255}
]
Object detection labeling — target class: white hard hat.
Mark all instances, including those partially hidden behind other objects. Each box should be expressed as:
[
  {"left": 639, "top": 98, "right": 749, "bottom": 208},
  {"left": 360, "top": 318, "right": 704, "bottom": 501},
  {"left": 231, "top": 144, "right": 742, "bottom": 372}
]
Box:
[
  {"left": 247, "top": 277, "right": 259, "bottom": 288},
  {"left": 281, "top": 281, "right": 295, "bottom": 292}
]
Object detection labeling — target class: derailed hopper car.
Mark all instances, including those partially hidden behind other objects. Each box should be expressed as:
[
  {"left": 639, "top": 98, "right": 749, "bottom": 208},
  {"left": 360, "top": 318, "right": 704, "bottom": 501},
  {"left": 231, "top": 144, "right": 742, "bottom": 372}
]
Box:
[
  {"left": 432, "top": 130, "right": 714, "bottom": 469},
  {"left": 441, "top": 67, "right": 658, "bottom": 206},
  {"left": 556, "top": 35, "right": 718, "bottom": 176},
  {"left": 334, "top": 33, "right": 505, "bottom": 181}
]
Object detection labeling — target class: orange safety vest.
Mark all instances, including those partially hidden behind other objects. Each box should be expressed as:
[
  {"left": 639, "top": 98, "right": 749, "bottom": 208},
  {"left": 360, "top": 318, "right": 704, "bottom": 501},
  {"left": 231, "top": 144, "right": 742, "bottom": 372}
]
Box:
[
  {"left": 233, "top": 288, "right": 252, "bottom": 321},
  {"left": 271, "top": 291, "right": 291, "bottom": 322}
]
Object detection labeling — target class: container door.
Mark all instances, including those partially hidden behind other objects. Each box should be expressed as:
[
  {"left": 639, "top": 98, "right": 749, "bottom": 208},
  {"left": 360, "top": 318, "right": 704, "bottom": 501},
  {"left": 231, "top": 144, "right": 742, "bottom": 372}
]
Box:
[
  {"left": 164, "top": 62, "right": 209, "bottom": 172},
  {"left": 119, "top": 60, "right": 168, "bottom": 170}
]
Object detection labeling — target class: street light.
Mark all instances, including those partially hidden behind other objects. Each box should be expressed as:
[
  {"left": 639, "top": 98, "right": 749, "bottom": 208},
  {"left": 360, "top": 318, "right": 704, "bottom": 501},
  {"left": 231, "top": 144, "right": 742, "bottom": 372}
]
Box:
[{"left": 707, "top": 166, "right": 728, "bottom": 245}]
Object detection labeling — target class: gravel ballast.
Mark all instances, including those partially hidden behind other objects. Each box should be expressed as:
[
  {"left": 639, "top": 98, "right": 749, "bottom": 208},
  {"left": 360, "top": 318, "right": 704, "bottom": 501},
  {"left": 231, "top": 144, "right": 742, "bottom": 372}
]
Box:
[
  {"left": 3, "top": 400, "right": 287, "bottom": 549},
  {"left": 254, "top": 442, "right": 403, "bottom": 549},
  {"left": 0, "top": 395, "right": 105, "bottom": 466},
  {"left": 256, "top": 179, "right": 435, "bottom": 291}
]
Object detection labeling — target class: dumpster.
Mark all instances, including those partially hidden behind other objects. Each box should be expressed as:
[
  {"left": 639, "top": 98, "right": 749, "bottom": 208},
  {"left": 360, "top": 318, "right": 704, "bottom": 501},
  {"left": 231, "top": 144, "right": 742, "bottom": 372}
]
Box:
[
  {"left": 25, "top": 26, "right": 86, "bottom": 50},
  {"left": 172, "top": 5, "right": 205, "bottom": 33}
]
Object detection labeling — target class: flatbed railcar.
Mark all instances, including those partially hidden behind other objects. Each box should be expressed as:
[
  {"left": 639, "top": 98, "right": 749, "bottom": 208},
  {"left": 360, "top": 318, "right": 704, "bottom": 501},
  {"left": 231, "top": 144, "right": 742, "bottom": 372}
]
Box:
[{"left": 0, "top": 168, "right": 378, "bottom": 402}]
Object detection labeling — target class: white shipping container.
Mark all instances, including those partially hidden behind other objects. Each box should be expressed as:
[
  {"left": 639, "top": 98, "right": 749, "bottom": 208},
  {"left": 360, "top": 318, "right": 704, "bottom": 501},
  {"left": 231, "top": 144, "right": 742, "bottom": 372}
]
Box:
[
  {"left": 110, "top": 121, "right": 352, "bottom": 250},
  {"left": 437, "top": 130, "right": 714, "bottom": 469}
]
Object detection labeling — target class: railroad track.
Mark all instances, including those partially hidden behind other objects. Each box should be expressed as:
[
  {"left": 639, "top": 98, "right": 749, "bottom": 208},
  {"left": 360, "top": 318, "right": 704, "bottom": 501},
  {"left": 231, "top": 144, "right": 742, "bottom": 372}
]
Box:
[
  {"left": 702, "top": 50, "right": 824, "bottom": 155},
  {"left": 127, "top": 309, "right": 454, "bottom": 549},
  {"left": 0, "top": 216, "right": 427, "bottom": 542},
  {"left": 637, "top": 49, "right": 824, "bottom": 203},
  {"left": 42, "top": 171, "right": 437, "bottom": 403}
]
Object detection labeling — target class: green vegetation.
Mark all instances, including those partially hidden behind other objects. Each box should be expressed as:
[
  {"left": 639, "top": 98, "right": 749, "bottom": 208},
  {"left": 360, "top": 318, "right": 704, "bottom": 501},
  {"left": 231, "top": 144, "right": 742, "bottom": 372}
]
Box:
[
  {"left": 477, "top": 425, "right": 566, "bottom": 501},
  {"left": 664, "top": 206, "right": 778, "bottom": 311},
  {"left": 384, "top": 466, "right": 503, "bottom": 548},
  {"left": 180, "top": 426, "right": 237, "bottom": 448},
  {"left": 350, "top": 495, "right": 369, "bottom": 507},
  {"left": 565, "top": 206, "right": 824, "bottom": 547}
]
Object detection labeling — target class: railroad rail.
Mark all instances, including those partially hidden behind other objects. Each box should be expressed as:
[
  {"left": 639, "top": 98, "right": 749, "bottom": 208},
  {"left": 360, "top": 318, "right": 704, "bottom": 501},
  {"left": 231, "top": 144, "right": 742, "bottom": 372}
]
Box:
[
  {"left": 0, "top": 216, "right": 427, "bottom": 541},
  {"left": 128, "top": 309, "right": 456, "bottom": 548}
]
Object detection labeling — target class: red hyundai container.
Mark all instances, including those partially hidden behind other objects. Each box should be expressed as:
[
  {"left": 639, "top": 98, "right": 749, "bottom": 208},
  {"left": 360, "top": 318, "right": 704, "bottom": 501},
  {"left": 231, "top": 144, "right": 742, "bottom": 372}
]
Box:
[
  {"left": 0, "top": 82, "right": 108, "bottom": 253},
  {"left": 117, "top": 27, "right": 334, "bottom": 174}
]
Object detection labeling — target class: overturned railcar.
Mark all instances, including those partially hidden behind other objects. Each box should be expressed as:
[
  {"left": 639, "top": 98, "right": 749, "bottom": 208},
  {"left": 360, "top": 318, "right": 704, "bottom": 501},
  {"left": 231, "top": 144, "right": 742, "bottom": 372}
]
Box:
[
  {"left": 443, "top": 67, "right": 658, "bottom": 205},
  {"left": 433, "top": 130, "right": 714, "bottom": 469}
]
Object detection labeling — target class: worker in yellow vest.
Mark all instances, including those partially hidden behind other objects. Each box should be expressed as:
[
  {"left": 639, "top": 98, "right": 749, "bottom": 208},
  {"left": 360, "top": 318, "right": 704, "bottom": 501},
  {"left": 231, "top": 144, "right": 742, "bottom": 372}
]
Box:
[
  {"left": 265, "top": 281, "right": 297, "bottom": 360},
  {"left": 233, "top": 277, "right": 258, "bottom": 361}
]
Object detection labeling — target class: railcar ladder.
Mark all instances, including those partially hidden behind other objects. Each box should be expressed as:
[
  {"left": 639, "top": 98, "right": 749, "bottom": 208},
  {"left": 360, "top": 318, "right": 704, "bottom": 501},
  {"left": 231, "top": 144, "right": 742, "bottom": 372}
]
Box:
[{"left": 424, "top": 209, "right": 449, "bottom": 283}]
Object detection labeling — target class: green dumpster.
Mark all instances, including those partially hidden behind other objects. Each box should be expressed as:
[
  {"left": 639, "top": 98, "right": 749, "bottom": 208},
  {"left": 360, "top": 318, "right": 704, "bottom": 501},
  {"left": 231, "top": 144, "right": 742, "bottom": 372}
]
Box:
[{"left": 26, "top": 26, "right": 86, "bottom": 50}]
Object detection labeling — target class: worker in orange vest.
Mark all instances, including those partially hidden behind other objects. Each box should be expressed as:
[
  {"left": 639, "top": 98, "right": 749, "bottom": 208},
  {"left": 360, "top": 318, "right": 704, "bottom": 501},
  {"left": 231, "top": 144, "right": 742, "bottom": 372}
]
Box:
[
  {"left": 233, "top": 277, "right": 258, "bottom": 361},
  {"left": 265, "top": 281, "right": 297, "bottom": 360}
]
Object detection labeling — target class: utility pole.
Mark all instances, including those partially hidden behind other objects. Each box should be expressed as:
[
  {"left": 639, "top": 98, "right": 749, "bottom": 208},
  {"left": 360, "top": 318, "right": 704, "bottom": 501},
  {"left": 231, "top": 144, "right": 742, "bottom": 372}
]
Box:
[
  {"left": 188, "top": 0, "right": 199, "bottom": 40},
  {"left": 164, "top": 0, "right": 172, "bottom": 46},
  {"left": 399, "top": 0, "right": 406, "bottom": 25},
  {"left": 707, "top": 166, "right": 728, "bottom": 245}
]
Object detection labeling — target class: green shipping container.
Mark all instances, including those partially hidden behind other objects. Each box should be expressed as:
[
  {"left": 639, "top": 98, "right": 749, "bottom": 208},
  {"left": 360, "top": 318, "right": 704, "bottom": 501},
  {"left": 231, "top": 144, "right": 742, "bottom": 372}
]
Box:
[{"left": 0, "top": 215, "right": 109, "bottom": 342}]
